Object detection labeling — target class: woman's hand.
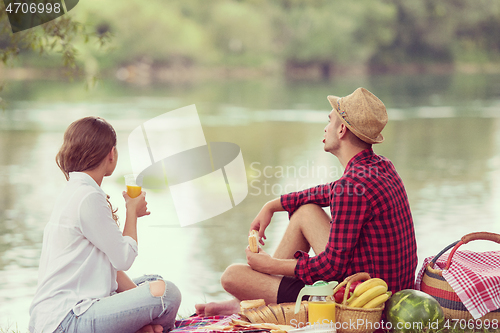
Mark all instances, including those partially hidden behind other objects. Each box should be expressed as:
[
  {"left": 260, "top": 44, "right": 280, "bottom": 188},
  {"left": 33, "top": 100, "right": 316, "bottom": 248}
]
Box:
[
  {"left": 122, "top": 191, "right": 149, "bottom": 243},
  {"left": 116, "top": 271, "right": 137, "bottom": 293},
  {"left": 123, "top": 191, "right": 150, "bottom": 218}
]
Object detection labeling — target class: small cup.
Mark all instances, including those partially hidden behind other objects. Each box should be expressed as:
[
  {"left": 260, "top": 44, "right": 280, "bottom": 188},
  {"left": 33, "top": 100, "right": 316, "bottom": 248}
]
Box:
[{"left": 124, "top": 174, "right": 142, "bottom": 198}]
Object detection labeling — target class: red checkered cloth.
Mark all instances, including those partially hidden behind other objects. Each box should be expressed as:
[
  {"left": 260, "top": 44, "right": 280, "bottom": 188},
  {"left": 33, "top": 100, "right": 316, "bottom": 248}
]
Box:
[
  {"left": 172, "top": 314, "right": 244, "bottom": 333},
  {"left": 416, "top": 250, "right": 500, "bottom": 319}
]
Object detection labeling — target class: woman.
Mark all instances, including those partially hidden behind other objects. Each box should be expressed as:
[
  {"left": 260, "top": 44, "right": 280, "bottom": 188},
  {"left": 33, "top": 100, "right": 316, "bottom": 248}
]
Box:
[{"left": 28, "top": 116, "right": 181, "bottom": 333}]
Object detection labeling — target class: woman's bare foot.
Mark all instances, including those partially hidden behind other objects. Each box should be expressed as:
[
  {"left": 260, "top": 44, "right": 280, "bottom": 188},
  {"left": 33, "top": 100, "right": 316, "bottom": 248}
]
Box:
[
  {"left": 195, "top": 298, "right": 241, "bottom": 317},
  {"left": 136, "top": 324, "right": 163, "bottom": 333}
]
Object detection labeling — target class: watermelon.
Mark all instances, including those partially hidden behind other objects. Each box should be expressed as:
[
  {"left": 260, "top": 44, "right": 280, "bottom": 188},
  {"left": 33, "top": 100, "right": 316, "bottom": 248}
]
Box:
[{"left": 385, "top": 289, "right": 444, "bottom": 333}]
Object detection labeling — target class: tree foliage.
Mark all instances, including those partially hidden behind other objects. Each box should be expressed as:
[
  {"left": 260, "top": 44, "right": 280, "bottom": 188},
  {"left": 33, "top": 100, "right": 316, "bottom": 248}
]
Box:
[
  {"left": 1, "top": 0, "right": 500, "bottom": 76},
  {"left": 0, "top": 0, "right": 110, "bottom": 74}
]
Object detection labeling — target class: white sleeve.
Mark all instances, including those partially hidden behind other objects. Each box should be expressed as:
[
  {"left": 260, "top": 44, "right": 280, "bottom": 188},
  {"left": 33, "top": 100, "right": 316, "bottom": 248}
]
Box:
[{"left": 79, "top": 191, "right": 138, "bottom": 271}]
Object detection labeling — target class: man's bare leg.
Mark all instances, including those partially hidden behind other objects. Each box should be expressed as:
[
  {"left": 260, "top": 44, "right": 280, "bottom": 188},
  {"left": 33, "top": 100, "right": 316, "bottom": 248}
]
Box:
[
  {"left": 195, "top": 204, "right": 330, "bottom": 316},
  {"left": 195, "top": 264, "right": 281, "bottom": 316},
  {"left": 273, "top": 204, "right": 331, "bottom": 259}
]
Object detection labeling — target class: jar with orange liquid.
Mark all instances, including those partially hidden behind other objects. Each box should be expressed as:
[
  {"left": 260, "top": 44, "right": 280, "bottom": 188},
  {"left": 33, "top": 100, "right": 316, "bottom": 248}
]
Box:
[
  {"left": 124, "top": 174, "right": 142, "bottom": 198},
  {"left": 294, "top": 281, "right": 338, "bottom": 330}
]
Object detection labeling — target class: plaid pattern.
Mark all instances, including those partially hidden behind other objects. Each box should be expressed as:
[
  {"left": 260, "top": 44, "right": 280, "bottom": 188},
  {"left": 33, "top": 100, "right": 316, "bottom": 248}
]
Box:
[
  {"left": 416, "top": 250, "right": 500, "bottom": 319},
  {"left": 281, "top": 148, "right": 417, "bottom": 293},
  {"left": 172, "top": 314, "right": 240, "bottom": 333}
]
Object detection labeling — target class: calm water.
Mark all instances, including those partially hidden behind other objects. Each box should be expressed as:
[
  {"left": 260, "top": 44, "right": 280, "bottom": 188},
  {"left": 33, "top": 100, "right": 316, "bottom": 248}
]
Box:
[{"left": 1, "top": 73, "right": 500, "bottom": 331}]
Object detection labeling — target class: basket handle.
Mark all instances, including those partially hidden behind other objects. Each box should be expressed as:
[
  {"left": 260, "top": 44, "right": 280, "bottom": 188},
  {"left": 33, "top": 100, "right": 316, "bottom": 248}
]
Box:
[
  {"left": 429, "top": 232, "right": 500, "bottom": 270},
  {"left": 461, "top": 232, "right": 500, "bottom": 244},
  {"left": 333, "top": 272, "right": 371, "bottom": 305}
]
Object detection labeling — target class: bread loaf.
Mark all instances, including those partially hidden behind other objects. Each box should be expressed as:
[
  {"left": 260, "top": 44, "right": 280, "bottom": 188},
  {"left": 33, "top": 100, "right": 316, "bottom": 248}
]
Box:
[
  {"left": 240, "top": 302, "right": 308, "bottom": 326},
  {"left": 240, "top": 299, "right": 265, "bottom": 312}
]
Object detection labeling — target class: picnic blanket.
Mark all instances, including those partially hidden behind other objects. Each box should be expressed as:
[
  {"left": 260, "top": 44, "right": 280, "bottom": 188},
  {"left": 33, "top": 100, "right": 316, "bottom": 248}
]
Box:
[
  {"left": 172, "top": 314, "right": 246, "bottom": 333},
  {"left": 415, "top": 250, "right": 500, "bottom": 319}
]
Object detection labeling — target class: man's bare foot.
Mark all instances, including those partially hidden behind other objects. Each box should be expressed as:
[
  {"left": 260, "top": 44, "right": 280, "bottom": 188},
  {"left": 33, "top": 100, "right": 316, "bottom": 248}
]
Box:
[{"left": 195, "top": 298, "right": 241, "bottom": 317}]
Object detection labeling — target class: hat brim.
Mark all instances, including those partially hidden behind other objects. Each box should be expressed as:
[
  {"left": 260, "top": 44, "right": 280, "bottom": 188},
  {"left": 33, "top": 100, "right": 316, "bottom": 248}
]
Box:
[{"left": 327, "top": 95, "right": 384, "bottom": 144}]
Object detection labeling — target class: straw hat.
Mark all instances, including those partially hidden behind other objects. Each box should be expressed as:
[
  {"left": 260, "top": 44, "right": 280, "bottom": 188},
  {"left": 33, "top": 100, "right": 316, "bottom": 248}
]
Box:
[{"left": 327, "top": 87, "right": 388, "bottom": 144}]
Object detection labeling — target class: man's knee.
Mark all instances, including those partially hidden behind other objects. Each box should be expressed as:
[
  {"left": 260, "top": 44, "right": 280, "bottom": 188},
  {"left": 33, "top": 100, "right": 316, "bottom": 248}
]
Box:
[
  {"left": 221, "top": 264, "right": 246, "bottom": 293},
  {"left": 294, "top": 204, "right": 324, "bottom": 215},
  {"left": 291, "top": 204, "right": 328, "bottom": 224}
]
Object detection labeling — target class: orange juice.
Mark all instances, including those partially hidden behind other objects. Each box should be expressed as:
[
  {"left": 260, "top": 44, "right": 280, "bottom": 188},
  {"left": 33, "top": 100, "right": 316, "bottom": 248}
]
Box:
[
  {"left": 127, "top": 185, "right": 142, "bottom": 198},
  {"left": 308, "top": 301, "right": 336, "bottom": 325}
]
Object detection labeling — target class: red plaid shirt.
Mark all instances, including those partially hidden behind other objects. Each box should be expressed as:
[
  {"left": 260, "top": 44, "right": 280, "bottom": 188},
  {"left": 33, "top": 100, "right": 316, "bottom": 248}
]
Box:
[{"left": 281, "top": 148, "right": 417, "bottom": 293}]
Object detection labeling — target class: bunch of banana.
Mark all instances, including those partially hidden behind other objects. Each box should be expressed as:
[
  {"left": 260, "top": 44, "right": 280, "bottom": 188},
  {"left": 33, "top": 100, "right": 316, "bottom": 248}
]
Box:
[{"left": 346, "top": 278, "right": 392, "bottom": 309}]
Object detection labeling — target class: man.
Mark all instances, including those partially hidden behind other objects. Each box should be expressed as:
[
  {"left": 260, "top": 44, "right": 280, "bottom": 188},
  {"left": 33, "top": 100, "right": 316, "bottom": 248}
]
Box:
[{"left": 196, "top": 87, "right": 417, "bottom": 316}]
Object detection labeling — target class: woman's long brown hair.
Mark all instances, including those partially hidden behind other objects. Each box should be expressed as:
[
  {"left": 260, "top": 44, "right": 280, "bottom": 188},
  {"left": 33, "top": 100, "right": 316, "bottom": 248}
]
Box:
[{"left": 56, "top": 116, "right": 119, "bottom": 224}]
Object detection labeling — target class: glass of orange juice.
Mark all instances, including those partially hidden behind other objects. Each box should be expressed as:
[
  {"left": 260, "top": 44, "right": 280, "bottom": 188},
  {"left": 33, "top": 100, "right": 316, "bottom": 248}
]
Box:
[
  {"left": 124, "top": 174, "right": 142, "bottom": 198},
  {"left": 308, "top": 300, "right": 336, "bottom": 326}
]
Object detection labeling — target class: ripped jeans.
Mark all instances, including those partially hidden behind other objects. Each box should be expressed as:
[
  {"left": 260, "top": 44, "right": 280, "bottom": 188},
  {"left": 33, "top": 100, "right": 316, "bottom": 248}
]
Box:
[{"left": 54, "top": 275, "right": 181, "bottom": 333}]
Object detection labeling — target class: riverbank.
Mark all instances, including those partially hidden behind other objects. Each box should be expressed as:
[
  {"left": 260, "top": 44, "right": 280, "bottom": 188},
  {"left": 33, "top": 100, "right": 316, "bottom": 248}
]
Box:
[{"left": 2, "top": 61, "right": 500, "bottom": 85}]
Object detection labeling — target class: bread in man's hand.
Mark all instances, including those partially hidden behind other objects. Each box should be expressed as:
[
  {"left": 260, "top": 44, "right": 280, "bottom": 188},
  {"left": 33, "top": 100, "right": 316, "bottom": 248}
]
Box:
[{"left": 248, "top": 230, "right": 260, "bottom": 253}]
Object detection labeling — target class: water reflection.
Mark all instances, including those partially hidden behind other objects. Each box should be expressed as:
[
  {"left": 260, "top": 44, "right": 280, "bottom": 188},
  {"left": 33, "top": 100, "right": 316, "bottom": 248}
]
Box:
[
  {"left": 1, "top": 73, "right": 500, "bottom": 330},
  {"left": 0, "top": 131, "right": 42, "bottom": 271}
]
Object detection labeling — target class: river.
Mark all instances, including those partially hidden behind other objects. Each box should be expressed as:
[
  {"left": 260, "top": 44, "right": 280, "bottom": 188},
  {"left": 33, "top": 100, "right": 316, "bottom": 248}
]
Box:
[{"left": 1, "top": 72, "right": 500, "bottom": 331}]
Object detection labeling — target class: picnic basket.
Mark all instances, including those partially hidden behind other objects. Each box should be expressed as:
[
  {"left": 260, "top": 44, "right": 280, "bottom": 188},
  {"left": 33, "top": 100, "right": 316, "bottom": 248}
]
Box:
[
  {"left": 333, "top": 272, "right": 383, "bottom": 333},
  {"left": 420, "top": 231, "right": 500, "bottom": 320}
]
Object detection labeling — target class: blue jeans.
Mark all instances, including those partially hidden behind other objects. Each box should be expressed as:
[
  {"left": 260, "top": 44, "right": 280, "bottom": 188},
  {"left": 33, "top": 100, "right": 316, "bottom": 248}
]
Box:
[{"left": 54, "top": 275, "right": 181, "bottom": 333}]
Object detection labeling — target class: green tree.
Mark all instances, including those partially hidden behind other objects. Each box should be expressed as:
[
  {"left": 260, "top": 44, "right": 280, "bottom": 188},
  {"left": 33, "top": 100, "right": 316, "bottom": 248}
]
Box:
[
  {"left": 370, "top": 0, "right": 500, "bottom": 69},
  {"left": 0, "top": 0, "right": 110, "bottom": 107},
  {"left": 274, "top": 0, "right": 395, "bottom": 76},
  {"left": 207, "top": 1, "right": 276, "bottom": 67},
  {"left": 73, "top": 0, "right": 213, "bottom": 66},
  {"left": 2, "top": 0, "right": 500, "bottom": 85}
]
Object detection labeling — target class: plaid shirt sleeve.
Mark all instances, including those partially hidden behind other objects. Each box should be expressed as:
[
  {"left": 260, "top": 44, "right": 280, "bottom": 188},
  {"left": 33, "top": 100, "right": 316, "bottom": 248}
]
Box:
[
  {"left": 293, "top": 178, "right": 371, "bottom": 285},
  {"left": 280, "top": 184, "right": 332, "bottom": 217},
  {"left": 289, "top": 149, "right": 417, "bottom": 292}
]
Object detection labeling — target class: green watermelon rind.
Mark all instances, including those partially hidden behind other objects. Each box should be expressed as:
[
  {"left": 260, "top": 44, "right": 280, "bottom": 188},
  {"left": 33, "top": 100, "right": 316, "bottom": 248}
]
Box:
[{"left": 385, "top": 289, "right": 444, "bottom": 333}]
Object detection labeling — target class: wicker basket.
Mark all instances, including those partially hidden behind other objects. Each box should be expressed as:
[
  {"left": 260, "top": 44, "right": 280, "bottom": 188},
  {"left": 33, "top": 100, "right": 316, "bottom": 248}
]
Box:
[
  {"left": 333, "top": 272, "right": 384, "bottom": 333},
  {"left": 420, "top": 232, "right": 500, "bottom": 320}
]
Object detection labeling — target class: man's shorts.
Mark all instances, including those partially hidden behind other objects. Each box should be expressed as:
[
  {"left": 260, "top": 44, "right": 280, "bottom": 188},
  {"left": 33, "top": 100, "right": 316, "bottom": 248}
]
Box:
[{"left": 277, "top": 276, "right": 307, "bottom": 303}]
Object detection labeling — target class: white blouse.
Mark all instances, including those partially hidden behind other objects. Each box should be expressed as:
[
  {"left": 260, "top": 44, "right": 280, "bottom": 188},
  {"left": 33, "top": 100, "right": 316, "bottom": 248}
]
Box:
[{"left": 29, "top": 172, "right": 138, "bottom": 333}]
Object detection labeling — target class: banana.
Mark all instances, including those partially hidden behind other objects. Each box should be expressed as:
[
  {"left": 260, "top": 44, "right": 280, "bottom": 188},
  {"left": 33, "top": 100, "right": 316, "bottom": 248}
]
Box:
[
  {"left": 249, "top": 230, "right": 259, "bottom": 253},
  {"left": 362, "top": 291, "right": 392, "bottom": 309},
  {"left": 348, "top": 278, "right": 387, "bottom": 302},
  {"left": 349, "top": 285, "right": 388, "bottom": 308}
]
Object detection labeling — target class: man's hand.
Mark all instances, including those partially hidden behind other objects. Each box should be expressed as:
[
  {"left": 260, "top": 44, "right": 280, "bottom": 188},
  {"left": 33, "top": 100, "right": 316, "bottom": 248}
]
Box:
[
  {"left": 246, "top": 246, "right": 298, "bottom": 277},
  {"left": 245, "top": 246, "right": 275, "bottom": 274},
  {"left": 249, "top": 198, "right": 285, "bottom": 245},
  {"left": 249, "top": 208, "right": 272, "bottom": 246}
]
